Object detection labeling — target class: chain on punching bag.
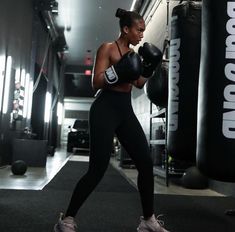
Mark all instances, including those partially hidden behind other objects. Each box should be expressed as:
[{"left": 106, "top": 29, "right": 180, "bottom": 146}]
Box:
[
  {"left": 197, "top": 0, "right": 235, "bottom": 181},
  {"left": 167, "top": 1, "right": 202, "bottom": 162}
]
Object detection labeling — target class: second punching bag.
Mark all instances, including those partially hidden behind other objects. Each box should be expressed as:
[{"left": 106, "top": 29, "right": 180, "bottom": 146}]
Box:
[
  {"left": 146, "top": 59, "right": 168, "bottom": 108},
  {"left": 167, "top": 1, "right": 202, "bottom": 161},
  {"left": 197, "top": 0, "right": 235, "bottom": 181}
]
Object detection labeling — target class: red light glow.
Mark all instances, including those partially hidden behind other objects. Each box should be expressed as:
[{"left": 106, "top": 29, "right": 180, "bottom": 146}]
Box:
[{"left": 85, "top": 70, "right": 92, "bottom": 76}]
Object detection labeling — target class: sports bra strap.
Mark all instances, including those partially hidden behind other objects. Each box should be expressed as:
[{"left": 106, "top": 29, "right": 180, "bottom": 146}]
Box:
[{"left": 115, "top": 41, "right": 123, "bottom": 57}]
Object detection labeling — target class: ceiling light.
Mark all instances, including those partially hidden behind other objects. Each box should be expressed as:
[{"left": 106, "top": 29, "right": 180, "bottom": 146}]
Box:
[{"left": 130, "top": 0, "right": 138, "bottom": 11}]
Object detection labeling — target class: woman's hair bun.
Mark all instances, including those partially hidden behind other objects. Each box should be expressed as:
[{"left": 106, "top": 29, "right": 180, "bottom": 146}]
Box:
[{"left": 115, "top": 8, "right": 127, "bottom": 18}]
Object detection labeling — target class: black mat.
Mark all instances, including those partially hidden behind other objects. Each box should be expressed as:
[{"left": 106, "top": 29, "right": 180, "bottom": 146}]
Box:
[
  {"left": 0, "top": 161, "right": 235, "bottom": 232},
  {"left": 45, "top": 162, "right": 137, "bottom": 193}
]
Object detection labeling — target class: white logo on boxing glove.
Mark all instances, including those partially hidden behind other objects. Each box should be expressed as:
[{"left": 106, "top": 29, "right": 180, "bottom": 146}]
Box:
[{"left": 104, "top": 66, "right": 119, "bottom": 84}]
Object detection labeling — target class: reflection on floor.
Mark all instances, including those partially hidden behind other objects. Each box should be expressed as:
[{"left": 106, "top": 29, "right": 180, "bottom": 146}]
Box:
[
  {"left": 0, "top": 148, "right": 224, "bottom": 197},
  {"left": 0, "top": 149, "right": 70, "bottom": 190}
]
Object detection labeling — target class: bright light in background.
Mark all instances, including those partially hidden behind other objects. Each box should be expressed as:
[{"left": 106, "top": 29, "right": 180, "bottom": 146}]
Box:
[
  {"left": 23, "top": 73, "right": 30, "bottom": 118},
  {"left": 2, "top": 56, "right": 12, "bottom": 114},
  {"left": 0, "top": 55, "right": 6, "bottom": 113},
  {"left": 143, "top": 82, "right": 147, "bottom": 95},
  {"left": 130, "top": 0, "right": 138, "bottom": 11},
  {"left": 27, "top": 80, "right": 33, "bottom": 120},
  {"left": 44, "top": 91, "right": 52, "bottom": 123},
  {"left": 15, "top": 68, "right": 21, "bottom": 83},
  {"left": 20, "top": 69, "right": 26, "bottom": 88},
  {"left": 57, "top": 0, "right": 71, "bottom": 32},
  {"left": 84, "top": 69, "right": 92, "bottom": 76},
  {"left": 57, "top": 101, "right": 63, "bottom": 125}
]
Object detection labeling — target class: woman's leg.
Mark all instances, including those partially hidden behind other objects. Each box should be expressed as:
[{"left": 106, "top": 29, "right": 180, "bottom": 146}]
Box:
[
  {"left": 65, "top": 102, "right": 117, "bottom": 217},
  {"left": 116, "top": 113, "right": 154, "bottom": 218}
]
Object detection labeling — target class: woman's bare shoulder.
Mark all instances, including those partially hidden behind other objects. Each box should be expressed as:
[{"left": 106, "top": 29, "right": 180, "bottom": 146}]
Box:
[
  {"left": 96, "top": 42, "right": 116, "bottom": 60},
  {"left": 97, "top": 41, "right": 116, "bottom": 52}
]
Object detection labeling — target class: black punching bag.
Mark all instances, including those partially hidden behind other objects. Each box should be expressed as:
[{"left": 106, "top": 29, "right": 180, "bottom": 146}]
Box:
[
  {"left": 197, "top": 0, "right": 235, "bottom": 181},
  {"left": 167, "top": 1, "right": 202, "bottom": 161}
]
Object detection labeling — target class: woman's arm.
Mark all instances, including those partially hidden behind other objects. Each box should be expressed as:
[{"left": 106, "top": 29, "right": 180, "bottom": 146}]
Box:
[{"left": 92, "top": 43, "right": 110, "bottom": 91}]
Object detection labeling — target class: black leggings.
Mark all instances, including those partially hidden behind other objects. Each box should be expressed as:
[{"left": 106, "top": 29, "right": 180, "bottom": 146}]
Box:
[{"left": 66, "top": 90, "right": 154, "bottom": 218}]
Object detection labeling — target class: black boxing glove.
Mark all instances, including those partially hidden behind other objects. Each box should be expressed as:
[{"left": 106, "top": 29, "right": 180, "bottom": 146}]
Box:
[
  {"left": 104, "top": 51, "right": 142, "bottom": 85},
  {"left": 138, "top": 42, "right": 163, "bottom": 78}
]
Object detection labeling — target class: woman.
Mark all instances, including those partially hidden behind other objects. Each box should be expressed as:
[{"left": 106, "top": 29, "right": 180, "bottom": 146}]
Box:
[{"left": 54, "top": 8, "right": 169, "bottom": 232}]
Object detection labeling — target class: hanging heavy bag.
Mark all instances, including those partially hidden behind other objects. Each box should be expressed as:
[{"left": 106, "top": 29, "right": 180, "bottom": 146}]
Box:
[
  {"left": 145, "top": 0, "right": 170, "bottom": 109},
  {"left": 197, "top": 0, "right": 235, "bottom": 181},
  {"left": 145, "top": 45, "right": 169, "bottom": 108},
  {"left": 167, "top": 1, "right": 202, "bottom": 162}
]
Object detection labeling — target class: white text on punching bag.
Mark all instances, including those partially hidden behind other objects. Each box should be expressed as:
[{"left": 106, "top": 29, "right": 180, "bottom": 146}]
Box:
[
  {"left": 223, "top": 2, "right": 235, "bottom": 138},
  {"left": 169, "top": 38, "right": 180, "bottom": 131}
]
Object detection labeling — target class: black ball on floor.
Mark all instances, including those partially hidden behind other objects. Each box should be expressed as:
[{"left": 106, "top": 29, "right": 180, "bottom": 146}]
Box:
[
  {"left": 181, "top": 166, "right": 208, "bottom": 189},
  {"left": 11, "top": 160, "right": 28, "bottom": 175}
]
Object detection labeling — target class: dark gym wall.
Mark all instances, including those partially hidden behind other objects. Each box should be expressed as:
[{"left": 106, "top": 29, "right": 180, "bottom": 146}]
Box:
[
  {"left": 0, "top": 0, "right": 64, "bottom": 164},
  {"left": 0, "top": 0, "right": 33, "bottom": 70},
  {"left": 0, "top": 0, "right": 34, "bottom": 164},
  {"left": 64, "top": 65, "right": 96, "bottom": 98}
]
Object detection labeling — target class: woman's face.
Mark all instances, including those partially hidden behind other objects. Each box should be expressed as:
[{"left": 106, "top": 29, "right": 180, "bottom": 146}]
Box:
[{"left": 125, "top": 19, "right": 145, "bottom": 46}]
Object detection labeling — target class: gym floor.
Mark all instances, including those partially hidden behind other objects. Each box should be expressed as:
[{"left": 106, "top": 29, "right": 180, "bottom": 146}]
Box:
[{"left": 0, "top": 147, "right": 223, "bottom": 197}]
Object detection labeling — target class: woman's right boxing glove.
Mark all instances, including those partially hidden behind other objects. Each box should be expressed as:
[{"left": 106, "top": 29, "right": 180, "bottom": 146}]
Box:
[{"left": 104, "top": 51, "right": 142, "bottom": 84}]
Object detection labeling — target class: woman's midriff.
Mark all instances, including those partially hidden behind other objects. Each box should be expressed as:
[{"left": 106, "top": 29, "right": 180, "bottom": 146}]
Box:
[{"left": 105, "top": 82, "right": 132, "bottom": 93}]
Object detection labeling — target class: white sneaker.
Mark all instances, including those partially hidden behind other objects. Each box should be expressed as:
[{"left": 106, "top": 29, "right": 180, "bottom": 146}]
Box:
[
  {"left": 54, "top": 213, "right": 77, "bottom": 232},
  {"left": 137, "top": 214, "right": 170, "bottom": 232}
]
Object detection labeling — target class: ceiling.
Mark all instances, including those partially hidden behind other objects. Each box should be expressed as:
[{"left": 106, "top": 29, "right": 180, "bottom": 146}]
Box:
[{"left": 55, "top": 0, "right": 135, "bottom": 67}]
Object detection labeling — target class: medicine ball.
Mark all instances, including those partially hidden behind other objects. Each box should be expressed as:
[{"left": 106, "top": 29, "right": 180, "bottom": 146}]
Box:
[
  {"left": 11, "top": 160, "right": 27, "bottom": 175},
  {"left": 181, "top": 166, "right": 208, "bottom": 189}
]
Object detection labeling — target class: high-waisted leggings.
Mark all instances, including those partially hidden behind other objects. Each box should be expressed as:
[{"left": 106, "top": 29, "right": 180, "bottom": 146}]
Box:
[{"left": 66, "top": 89, "right": 154, "bottom": 218}]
